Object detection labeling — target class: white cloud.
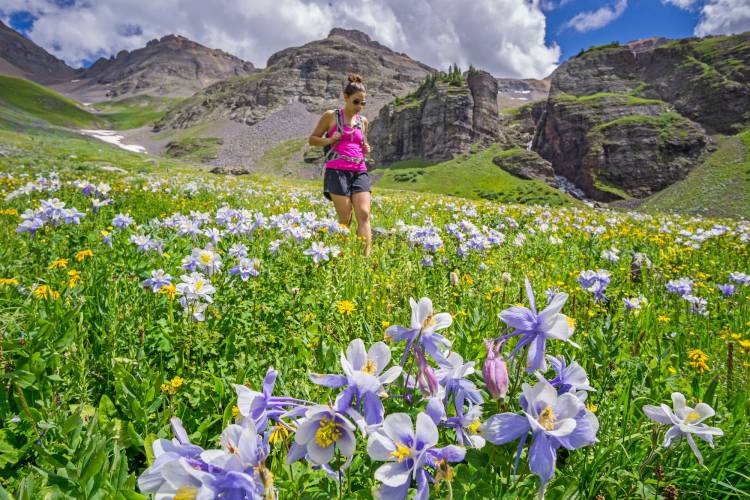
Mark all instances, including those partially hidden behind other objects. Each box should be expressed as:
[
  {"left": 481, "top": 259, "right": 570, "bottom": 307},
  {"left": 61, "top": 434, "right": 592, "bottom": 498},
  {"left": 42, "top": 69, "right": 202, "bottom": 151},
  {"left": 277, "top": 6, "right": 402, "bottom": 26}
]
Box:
[
  {"left": 540, "top": 0, "right": 574, "bottom": 11},
  {"left": 695, "top": 0, "right": 750, "bottom": 36},
  {"left": 661, "top": 0, "right": 699, "bottom": 9},
  {"left": 562, "top": 0, "right": 628, "bottom": 33},
  {"left": 1, "top": 0, "right": 560, "bottom": 79}
]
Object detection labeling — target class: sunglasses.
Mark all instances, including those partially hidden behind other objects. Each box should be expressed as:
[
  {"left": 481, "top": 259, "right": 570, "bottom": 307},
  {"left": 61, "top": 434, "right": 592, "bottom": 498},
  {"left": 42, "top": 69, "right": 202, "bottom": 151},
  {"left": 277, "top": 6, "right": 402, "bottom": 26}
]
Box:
[{"left": 352, "top": 99, "right": 367, "bottom": 106}]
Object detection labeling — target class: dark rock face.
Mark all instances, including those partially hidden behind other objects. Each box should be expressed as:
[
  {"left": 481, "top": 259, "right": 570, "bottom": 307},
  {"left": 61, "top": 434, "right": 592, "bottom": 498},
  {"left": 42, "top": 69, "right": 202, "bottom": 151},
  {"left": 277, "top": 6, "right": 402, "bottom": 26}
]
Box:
[
  {"left": 0, "top": 20, "right": 76, "bottom": 83},
  {"left": 78, "top": 34, "right": 256, "bottom": 98},
  {"left": 492, "top": 148, "right": 557, "bottom": 186},
  {"left": 155, "top": 28, "right": 434, "bottom": 131},
  {"left": 369, "top": 69, "right": 501, "bottom": 164},
  {"left": 549, "top": 33, "right": 750, "bottom": 134},
  {"left": 534, "top": 94, "right": 709, "bottom": 201},
  {"left": 530, "top": 33, "right": 750, "bottom": 200}
]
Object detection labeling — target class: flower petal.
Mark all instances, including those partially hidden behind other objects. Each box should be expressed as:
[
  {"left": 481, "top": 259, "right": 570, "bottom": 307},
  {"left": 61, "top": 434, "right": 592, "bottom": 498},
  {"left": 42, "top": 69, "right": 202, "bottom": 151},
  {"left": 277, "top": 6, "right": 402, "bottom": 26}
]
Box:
[
  {"left": 528, "top": 432, "right": 557, "bottom": 485},
  {"left": 375, "top": 461, "right": 412, "bottom": 487},
  {"left": 368, "top": 342, "right": 391, "bottom": 374},
  {"left": 480, "top": 413, "right": 529, "bottom": 445},
  {"left": 346, "top": 339, "right": 367, "bottom": 371},
  {"left": 643, "top": 404, "right": 672, "bottom": 424},
  {"left": 383, "top": 413, "right": 415, "bottom": 446},
  {"left": 499, "top": 306, "right": 537, "bottom": 332},
  {"left": 367, "top": 431, "right": 396, "bottom": 461},
  {"left": 308, "top": 373, "right": 347, "bottom": 388},
  {"left": 415, "top": 412, "right": 439, "bottom": 449}
]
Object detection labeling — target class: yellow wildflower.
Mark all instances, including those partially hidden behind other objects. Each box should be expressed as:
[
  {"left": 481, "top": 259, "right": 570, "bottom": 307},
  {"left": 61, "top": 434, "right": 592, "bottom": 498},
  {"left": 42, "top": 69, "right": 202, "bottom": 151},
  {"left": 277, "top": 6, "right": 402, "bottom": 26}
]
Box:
[
  {"left": 160, "top": 283, "right": 176, "bottom": 299},
  {"left": 657, "top": 315, "right": 671, "bottom": 323},
  {"left": 33, "top": 284, "right": 59, "bottom": 300},
  {"left": 67, "top": 270, "right": 81, "bottom": 288},
  {"left": 0, "top": 278, "right": 19, "bottom": 286},
  {"left": 170, "top": 376, "right": 184, "bottom": 390},
  {"left": 269, "top": 424, "right": 290, "bottom": 445},
  {"left": 586, "top": 402, "right": 598, "bottom": 413},
  {"left": 49, "top": 258, "right": 69, "bottom": 270},
  {"left": 336, "top": 300, "right": 356, "bottom": 315},
  {"left": 75, "top": 249, "right": 93, "bottom": 262},
  {"left": 688, "top": 349, "right": 709, "bottom": 373}
]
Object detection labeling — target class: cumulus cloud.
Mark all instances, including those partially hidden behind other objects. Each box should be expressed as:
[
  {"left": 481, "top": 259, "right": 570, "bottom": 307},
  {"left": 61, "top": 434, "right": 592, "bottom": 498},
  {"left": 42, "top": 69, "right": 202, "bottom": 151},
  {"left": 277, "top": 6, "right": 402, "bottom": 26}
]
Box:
[
  {"left": 0, "top": 0, "right": 560, "bottom": 79},
  {"left": 661, "top": 0, "right": 699, "bottom": 9},
  {"left": 694, "top": 0, "right": 750, "bottom": 36},
  {"left": 562, "top": 0, "right": 628, "bottom": 33}
]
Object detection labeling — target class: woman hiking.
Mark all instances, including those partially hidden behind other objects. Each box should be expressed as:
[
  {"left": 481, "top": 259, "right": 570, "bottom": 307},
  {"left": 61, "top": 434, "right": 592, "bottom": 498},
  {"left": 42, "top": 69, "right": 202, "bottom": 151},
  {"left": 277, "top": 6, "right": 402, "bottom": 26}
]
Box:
[{"left": 308, "top": 73, "right": 373, "bottom": 256}]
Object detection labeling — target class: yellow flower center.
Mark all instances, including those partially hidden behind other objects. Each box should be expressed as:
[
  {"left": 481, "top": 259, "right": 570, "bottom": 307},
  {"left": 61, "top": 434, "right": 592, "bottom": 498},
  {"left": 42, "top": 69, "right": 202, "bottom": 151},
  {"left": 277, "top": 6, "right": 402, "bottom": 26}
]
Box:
[
  {"left": 422, "top": 314, "right": 436, "bottom": 330},
  {"left": 174, "top": 486, "right": 198, "bottom": 500},
  {"left": 685, "top": 411, "right": 702, "bottom": 423},
  {"left": 200, "top": 252, "right": 212, "bottom": 264},
  {"left": 565, "top": 315, "right": 576, "bottom": 331},
  {"left": 467, "top": 420, "right": 481, "bottom": 434},
  {"left": 538, "top": 406, "right": 556, "bottom": 431},
  {"left": 362, "top": 359, "right": 377, "bottom": 375},
  {"left": 195, "top": 280, "right": 204, "bottom": 291},
  {"left": 390, "top": 443, "right": 413, "bottom": 463},
  {"left": 314, "top": 416, "right": 342, "bottom": 448}
]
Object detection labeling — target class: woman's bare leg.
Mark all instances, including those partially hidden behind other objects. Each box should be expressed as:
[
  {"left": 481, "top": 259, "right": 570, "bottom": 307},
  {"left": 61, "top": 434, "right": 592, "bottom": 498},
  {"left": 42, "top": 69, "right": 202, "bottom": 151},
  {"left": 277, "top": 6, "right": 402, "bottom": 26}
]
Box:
[
  {"left": 352, "top": 191, "right": 372, "bottom": 256},
  {"left": 329, "top": 194, "right": 353, "bottom": 225}
]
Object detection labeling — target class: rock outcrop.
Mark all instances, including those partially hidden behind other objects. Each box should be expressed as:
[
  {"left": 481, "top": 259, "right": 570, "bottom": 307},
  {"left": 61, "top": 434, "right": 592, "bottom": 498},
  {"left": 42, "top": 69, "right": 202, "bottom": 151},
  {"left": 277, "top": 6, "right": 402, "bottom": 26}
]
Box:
[
  {"left": 531, "top": 33, "right": 750, "bottom": 200},
  {"left": 77, "top": 34, "right": 256, "bottom": 98},
  {"left": 369, "top": 68, "right": 502, "bottom": 164},
  {"left": 534, "top": 94, "right": 709, "bottom": 201},
  {"left": 0, "top": 20, "right": 76, "bottom": 84},
  {"left": 492, "top": 148, "right": 557, "bottom": 186},
  {"left": 154, "top": 28, "right": 434, "bottom": 131}
]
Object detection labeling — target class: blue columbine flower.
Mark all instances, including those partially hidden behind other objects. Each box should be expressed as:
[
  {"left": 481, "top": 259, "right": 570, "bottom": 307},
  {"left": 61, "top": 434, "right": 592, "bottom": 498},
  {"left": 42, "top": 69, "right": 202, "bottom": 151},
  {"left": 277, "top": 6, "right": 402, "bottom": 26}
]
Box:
[
  {"left": 480, "top": 378, "right": 598, "bottom": 489},
  {"left": 385, "top": 297, "right": 453, "bottom": 366},
  {"left": 310, "top": 339, "right": 402, "bottom": 427},
  {"left": 435, "top": 351, "right": 483, "bottom": 417},
  {"left": 643, "top": 392, "right": 723, "bottom": 465},
  {"left": 497, "top": 278, "right": 578, "bottom": 372},
  {"left": 234, "top": 368, "right": 311, "bottom": 433},
  {"left": 141, "top": 269, "right": 172, "bottom": 293},
  {"left": 367, "top": 412, "right": 465, "bottom": 500}
]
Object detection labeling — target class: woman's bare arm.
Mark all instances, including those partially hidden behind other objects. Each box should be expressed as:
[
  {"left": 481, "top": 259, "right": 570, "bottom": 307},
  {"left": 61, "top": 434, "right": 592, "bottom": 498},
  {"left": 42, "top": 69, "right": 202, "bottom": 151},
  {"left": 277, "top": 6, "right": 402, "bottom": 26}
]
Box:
[{"left": 308, "top": 110, "right": 339, "bottom": 147}]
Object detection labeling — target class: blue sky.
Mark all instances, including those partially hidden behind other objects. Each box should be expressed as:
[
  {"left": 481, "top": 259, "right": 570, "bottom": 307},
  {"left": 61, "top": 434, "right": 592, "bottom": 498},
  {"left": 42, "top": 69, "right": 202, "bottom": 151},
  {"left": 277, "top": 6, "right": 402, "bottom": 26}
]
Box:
[
  {"left": 545, "top": 0, "right": 701, "bottom": 61},
  {"left": 0, "top": 1, "right": 745, "bottom": 78}
]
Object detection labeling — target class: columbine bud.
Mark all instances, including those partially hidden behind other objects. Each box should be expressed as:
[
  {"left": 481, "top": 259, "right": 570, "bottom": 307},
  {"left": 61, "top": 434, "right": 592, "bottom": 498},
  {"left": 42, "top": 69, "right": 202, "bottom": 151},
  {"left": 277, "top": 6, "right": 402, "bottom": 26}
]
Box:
[
  {"left": 449, "top": 271, "right": 459, "bottom": 286},
  {"left": 415, "top": 349, "right": 439, "bottom": 396},
  {"left": 501, "top": 272, "right": 513, "bottom": 283},
  {"left": 483, "top": 340, "right": 508, "bottom": 400},
  {"left": 291, "top": 287, "right": 300, "bottom": 296}
]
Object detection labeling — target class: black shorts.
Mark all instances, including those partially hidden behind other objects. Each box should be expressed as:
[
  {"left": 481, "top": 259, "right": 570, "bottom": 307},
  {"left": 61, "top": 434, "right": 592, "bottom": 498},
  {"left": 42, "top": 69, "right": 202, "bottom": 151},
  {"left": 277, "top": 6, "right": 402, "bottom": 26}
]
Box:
[{"left": 323, "top": 169, "right": 371, "bottom": 200}]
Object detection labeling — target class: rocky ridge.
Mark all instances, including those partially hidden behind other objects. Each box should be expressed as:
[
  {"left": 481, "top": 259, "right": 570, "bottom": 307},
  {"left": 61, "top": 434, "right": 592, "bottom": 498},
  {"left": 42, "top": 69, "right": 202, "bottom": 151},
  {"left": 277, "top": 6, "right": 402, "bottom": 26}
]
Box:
[
  {"left": 153, "top": 28, "right": 435, "bottom": 131},
  {"left": 75, "top": 34, "right": 256, "bottom": 98},
  {"left": 369, "top": 67, "right": 503, "bottom": 164}
]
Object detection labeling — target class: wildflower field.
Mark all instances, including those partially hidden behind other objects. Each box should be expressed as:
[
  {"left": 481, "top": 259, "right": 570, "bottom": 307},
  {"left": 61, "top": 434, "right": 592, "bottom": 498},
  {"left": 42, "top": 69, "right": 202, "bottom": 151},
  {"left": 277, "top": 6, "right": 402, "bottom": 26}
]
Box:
[{"left": 0, "top": 156, "right": 749, "bottom": 499}]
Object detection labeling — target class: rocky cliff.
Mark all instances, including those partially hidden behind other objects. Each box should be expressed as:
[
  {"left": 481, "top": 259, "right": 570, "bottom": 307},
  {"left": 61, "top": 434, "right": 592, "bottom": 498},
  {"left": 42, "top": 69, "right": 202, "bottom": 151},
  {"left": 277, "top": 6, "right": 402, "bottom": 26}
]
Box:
[
  {"left": 154, "top": 28, "right": 434, "bottom": 131},
  {"left": 76, "top": 34, "right": 256, "bottom": 98},
  {"left": 0, "top": 20, "right": 76, "bottom": 84},
  {"left": 369, "top": 68, "right": 502, "bottom": 164},
  {"left": 531, "top": 33, "right": 750, "bottom": 200}
]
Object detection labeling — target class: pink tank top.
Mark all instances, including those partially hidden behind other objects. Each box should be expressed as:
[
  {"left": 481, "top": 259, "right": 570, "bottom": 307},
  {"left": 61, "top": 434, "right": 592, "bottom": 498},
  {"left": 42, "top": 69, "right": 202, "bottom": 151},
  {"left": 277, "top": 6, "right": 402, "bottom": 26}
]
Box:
[{"left": 325, "top": 109, "right": 367, "bottom": 172}]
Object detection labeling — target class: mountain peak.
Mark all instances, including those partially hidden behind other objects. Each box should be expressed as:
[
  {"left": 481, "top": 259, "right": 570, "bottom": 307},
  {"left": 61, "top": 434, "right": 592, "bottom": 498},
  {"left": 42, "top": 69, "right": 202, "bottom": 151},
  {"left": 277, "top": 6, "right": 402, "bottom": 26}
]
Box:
[{"left": 327, "top": 28, "right": 374, "bottom": 46}]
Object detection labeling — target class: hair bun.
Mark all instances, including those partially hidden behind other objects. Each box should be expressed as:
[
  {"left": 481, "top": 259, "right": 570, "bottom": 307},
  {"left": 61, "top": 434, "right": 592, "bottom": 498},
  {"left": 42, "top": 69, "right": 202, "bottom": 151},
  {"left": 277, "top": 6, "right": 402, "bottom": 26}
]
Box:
[{"left": 347, "top": 73, "right": 363, "bottom": 83}]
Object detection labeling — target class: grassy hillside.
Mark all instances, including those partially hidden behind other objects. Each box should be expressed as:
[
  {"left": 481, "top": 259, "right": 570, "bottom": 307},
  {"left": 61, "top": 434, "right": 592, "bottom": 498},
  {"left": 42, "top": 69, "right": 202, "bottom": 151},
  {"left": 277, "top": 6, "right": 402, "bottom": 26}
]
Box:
[
  {"left": 94, "top": 95, "right": 184, "bottom": 130},
  {"left": 0, "top": 75, "right": 107, "bottom": 129},
  {"left": 639, "top": 129, "right": 750, "bottom": 219},
  {"left": 373, "top": 143, "right": 576, "bottom": 207}
]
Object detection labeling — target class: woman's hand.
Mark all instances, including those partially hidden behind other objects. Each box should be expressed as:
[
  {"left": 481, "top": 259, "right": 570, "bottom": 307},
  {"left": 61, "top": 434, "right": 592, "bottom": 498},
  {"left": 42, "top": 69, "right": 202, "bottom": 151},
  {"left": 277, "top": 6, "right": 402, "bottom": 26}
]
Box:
[
  {"left": 328, "top": 132, "right": 342, "bottom": 145},
  {"left": 363, "top": 142, "right": 372, "bottom": 155}
]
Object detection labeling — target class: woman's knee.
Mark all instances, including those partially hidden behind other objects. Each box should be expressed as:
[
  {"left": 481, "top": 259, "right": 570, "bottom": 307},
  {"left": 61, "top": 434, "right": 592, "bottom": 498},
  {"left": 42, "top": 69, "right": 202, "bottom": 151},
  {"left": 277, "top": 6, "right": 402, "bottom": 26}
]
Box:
[{"left": 354, "top": 206, "right": 370, "bottom": 223}]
